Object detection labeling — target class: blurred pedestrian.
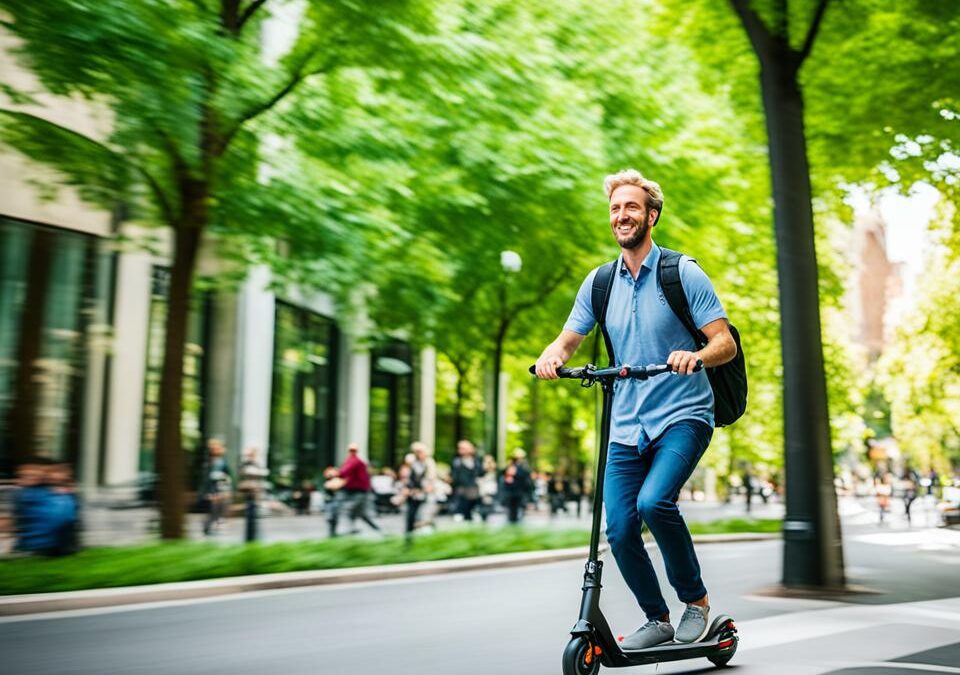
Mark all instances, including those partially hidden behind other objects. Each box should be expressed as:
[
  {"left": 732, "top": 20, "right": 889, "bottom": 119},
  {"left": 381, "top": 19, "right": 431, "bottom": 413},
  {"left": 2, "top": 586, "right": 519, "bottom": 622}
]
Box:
[
  {"left": 451, "top": 440, "right": 482, "bottom": 521},
  {"left": 742, "top": 467, "right": 754, "bottom": 514},
  {"left": 548, "top": 471, "right": 570, "bottom": 516},
  {"left": 322, "top": 466, "right": 343, "bottom": 536},
  {"left": 875, "top": 471, "right": 893, "bottom": 525},
  {"left": 371, "top": 467, "right": 399, "bottom": 514},
  {"left": 926, "top": 469, "right": 939, "bottom": 497},
  {"left": 533, "top": 471, "right": 548, "bottom": 511},
  {"left": 400, "top": 445, "right": 431, "bottom": 539},
  {"left": 13, "top": 458, "right": 78, "bottom": 556},
  {"left": 47, "top": 462, "right": 80, "bottom": 554},
  {"left": 292, "top": 480, "right": 314, "bottom": 515},
  {"left": 411, "top": 441, "right": 439, "bottom": 530},
  {"left": 238, "top": 447, "right": 269, "bottom": 542},
  {"left": 501, "top": 448, "right": 532, "bottom": 524},
  {"left": 328, "top": 443, "right": 380, "bottom": 537},
  {"left": 901, "top": 466, "right": 919, "bottom": 525},
  {"left": 478, "top": 454, "right": 499, "bottom": 522},
  {"left": 202, "top": 438, "right": 233, "bottom": 536}
]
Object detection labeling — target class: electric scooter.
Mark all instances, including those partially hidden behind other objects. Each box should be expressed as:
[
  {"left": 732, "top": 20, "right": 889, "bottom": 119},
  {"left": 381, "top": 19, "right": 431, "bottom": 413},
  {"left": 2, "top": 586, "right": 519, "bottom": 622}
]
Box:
[{"left": 529, "top": 362, "right": 739, "bottom": 674}]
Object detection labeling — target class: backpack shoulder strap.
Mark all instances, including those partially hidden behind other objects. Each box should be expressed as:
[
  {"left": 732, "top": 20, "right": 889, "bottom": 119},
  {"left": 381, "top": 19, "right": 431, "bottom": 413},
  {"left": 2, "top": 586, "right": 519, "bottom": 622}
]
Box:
[
  {"left": 590, "top": 261, "right": 618, "bottom": 366},
  {"left": 657, "top": 247, "right": 708, "bottom": 349}
]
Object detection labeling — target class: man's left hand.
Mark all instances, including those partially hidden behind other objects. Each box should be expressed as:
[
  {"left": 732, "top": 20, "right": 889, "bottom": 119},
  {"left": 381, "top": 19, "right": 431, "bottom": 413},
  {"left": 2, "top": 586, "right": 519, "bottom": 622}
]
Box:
[{"left": 667, "top": 350, "right": 701, "bottom": 375}]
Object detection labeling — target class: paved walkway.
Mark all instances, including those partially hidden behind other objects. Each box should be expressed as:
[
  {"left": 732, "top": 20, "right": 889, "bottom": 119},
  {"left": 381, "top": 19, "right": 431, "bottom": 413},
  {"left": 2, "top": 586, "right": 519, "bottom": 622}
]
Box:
[{"left": 79, "top": 496, "right": 790, "bottom": 547}]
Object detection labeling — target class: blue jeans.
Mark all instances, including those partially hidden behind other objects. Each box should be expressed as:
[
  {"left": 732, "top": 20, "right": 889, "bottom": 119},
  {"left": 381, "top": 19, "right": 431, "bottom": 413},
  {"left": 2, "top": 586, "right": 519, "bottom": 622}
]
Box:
[{"left": 604, "top": 419, "right": 713, "bottom": 620}]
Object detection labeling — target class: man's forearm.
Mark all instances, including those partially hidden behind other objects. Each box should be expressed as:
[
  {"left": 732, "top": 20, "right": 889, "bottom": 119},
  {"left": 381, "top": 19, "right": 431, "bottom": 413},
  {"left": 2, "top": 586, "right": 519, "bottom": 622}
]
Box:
[
  {"left": 696, "top": 331, "right": 737, "bottom": 368},
  {"left": 540, "top": 339, "right": 576, "bottom": 365}
]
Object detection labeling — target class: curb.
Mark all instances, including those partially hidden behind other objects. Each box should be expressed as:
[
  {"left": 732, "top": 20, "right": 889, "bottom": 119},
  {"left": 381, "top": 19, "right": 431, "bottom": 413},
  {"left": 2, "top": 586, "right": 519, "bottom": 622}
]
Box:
[{"left": 0, "top": 532, "right": 779, "bottom": 617}]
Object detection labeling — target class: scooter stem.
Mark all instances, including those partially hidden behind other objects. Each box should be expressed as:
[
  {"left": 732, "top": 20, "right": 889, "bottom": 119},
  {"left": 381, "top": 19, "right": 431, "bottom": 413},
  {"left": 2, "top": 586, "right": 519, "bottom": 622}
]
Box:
[{"left": 589, "top": 379, "right": 615, "bottom": 562}]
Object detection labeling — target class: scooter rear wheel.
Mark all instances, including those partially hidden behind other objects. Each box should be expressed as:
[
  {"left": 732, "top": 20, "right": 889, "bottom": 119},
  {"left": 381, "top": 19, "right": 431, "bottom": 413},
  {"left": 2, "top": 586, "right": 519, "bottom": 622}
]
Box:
[{"left": 562, "top": 637, "right": 600, "bottom": 675}]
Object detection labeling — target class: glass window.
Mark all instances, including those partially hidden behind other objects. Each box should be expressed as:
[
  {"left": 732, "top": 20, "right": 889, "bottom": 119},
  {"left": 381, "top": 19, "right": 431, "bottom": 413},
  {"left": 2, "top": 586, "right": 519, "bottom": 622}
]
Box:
[
  {"left": 268, "top": 302, "right": 338, "bottom": 488},
  {"left": 0, "top": 217, "right": 107, "bottom": 477},
  {"left": 368, "top": 342, "right": 414, "bottom": 471}
]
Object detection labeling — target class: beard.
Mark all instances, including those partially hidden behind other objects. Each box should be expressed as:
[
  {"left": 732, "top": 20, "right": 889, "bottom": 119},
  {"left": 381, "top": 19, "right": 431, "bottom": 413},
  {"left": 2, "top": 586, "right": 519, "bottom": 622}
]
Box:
[{"left": 614, "top": 220, "right": 649, "bottom": 249}]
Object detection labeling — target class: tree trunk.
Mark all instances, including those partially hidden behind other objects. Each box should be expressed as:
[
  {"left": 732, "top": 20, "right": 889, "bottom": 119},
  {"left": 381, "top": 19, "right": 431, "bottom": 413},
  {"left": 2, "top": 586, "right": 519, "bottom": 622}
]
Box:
[
  {"left": 155, "top": 223, "right": 203, "bottom": 539},
  {"left": 9, "top": 230, "right": 54, "bottom": 465},
  {"left": 490, "top": 317, "right": 509, "bottom": 465},
  {"left": 759, "top": 47, "right": 845, "bottom": 588},
  {"left": 453, "top": 362, "right": 465, "bottom": 448}
]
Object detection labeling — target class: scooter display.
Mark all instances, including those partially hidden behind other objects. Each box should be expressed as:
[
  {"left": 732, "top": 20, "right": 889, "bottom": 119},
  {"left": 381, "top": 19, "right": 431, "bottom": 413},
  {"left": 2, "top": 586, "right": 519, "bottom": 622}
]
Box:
[{"left": 530, "top": 362, "right": 739, "bottom": 674}]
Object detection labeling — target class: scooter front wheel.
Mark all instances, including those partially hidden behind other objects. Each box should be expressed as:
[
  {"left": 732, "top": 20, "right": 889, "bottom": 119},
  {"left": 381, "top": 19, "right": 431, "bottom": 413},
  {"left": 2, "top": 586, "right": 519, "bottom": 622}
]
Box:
[{"left": 562, "top": 637, "right": 600, "bottom": 675}]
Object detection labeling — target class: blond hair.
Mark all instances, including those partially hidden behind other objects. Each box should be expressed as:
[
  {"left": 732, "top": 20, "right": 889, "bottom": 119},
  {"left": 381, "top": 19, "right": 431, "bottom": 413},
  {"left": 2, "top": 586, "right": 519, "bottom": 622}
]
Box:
[{"left": 603, "top": 169, "right": 664, "bottom": 219}]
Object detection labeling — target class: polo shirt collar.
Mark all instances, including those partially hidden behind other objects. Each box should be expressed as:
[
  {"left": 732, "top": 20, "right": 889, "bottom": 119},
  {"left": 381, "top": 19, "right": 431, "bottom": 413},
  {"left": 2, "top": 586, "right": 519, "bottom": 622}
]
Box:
[{"left": 617, "top": 241, "right": 661, "bottom": 277}]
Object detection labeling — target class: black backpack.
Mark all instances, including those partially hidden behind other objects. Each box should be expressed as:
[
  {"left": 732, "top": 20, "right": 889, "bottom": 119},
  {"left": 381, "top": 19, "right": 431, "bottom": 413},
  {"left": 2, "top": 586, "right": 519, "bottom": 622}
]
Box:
[{"left": 590, "top": 248, "right": 747, "bottom": 427}]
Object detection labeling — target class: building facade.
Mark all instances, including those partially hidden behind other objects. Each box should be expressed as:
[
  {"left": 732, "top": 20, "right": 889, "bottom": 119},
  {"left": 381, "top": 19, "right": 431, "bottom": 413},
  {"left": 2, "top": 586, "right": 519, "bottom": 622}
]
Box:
[{"left": 0, "top": 32, "right": 436, "bottom": 491}]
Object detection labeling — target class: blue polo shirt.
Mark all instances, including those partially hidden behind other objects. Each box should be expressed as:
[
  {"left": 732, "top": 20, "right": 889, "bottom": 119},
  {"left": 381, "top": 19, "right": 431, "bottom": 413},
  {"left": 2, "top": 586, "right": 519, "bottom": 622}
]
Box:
[{"left": 563, "top": 242, "right": 727, "bottom": 445}]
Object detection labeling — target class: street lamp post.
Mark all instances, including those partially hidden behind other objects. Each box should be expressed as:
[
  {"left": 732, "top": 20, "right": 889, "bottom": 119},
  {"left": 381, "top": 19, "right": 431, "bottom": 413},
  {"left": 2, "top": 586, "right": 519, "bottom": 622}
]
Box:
[{"left": 491, "top": 251, "right": 522, "bottom": 466}]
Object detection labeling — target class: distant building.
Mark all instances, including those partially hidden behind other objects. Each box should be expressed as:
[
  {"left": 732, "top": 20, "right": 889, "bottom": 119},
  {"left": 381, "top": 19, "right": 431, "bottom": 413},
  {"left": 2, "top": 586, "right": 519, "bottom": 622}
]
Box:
[{"left": 850, "top": 211, "right": 903, "bottom": 362}]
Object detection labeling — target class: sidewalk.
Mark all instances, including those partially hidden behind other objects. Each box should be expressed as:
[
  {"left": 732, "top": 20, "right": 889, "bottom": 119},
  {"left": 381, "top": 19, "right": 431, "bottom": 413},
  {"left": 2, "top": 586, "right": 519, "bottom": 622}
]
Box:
[
  {"left": 79, "top": 497, "right": 786, "bottom": 548},
  {"left": 0, "top": 532, "right": 780, "bottom": 617}
]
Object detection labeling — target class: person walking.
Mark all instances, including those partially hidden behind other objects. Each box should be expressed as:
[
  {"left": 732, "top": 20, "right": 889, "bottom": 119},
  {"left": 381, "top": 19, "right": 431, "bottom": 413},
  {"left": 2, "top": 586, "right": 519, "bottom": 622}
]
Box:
[
  {"left": 901, "top": 466, "right": 919, "bottom": 525},
  {"left": 875, "top": 470, "right": 893, "bottom": 525},
  {"left": 477, "top": 454, "right": 499, "bottom": 522},
  {"left": 451, "top": 440, "right": 482, "bottom": 521},
  {"left": 329, "top": 443, "right": 381, "bottom": 537},
  {"left": 534, "top": 169, "right": 737, "bottom": 649},
  {"left": 411, "top": 442, "right": 439, "bottom": 530},
  {"left": 501, "top": 449, "right": 533, "bottom": 524},
  {"left": 202, "top": 439, "right": 233, "bottom": 536},
  {"left": 13, "top": 458, "right": 78, "bottom": 556},
  {"left": 399, "top": 445, "right": 431, "bottom": 539}
]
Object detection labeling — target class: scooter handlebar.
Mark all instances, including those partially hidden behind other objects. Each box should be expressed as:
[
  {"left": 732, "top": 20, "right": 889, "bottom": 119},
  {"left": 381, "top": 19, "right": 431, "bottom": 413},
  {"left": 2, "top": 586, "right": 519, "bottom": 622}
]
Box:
[{"left": 528, "top": 360, "right": 702, "bottom": 380}]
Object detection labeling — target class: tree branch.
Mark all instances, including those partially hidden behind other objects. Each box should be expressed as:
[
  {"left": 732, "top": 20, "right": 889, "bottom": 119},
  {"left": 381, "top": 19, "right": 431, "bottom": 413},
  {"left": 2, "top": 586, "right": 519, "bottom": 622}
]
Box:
[
  {"left": 237, "top": 0, "right": 270, "bottom": 32},
  {"left": 138, "top": 164, "right": 177, "bottom": 224},
  {"left": 774, "top": 0, "right": 788, "bottom": 39},
  {"left": 508, "top": 266, "right": 571, "bottom": 317},
  {"left": 729, "top": 0, "right": 774, "bottom": 59},
  {"left": 0, "top": 109, "right": 175, "bottom": 223},
  {"left": 796, "top": 0, "right": 831, "bottom": 65},
  {"left": 216, "top": 45, "right": 335, "bottom": 156},
  {"left": 220, "top": 0, "right": 241, "bottom": 33}
]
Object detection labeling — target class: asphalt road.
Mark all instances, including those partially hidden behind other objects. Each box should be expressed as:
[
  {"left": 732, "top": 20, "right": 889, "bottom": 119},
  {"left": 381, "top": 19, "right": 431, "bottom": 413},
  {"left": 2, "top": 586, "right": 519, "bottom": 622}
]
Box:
[{"left": 2, "top": 507, "right": 959, "bottom": 675}]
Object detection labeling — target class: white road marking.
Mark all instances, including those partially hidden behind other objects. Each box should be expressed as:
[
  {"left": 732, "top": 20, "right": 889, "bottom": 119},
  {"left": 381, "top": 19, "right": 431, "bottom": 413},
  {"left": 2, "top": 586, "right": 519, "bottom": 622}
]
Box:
[{"left": 735, "top": 596, "right": 960, "bottom": 652}]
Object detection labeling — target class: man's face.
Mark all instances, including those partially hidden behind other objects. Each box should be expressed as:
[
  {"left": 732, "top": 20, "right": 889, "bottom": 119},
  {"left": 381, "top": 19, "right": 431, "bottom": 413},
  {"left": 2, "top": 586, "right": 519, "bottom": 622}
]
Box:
[{"left": 609, "top": 184, "right": 656, "bottom": 249}]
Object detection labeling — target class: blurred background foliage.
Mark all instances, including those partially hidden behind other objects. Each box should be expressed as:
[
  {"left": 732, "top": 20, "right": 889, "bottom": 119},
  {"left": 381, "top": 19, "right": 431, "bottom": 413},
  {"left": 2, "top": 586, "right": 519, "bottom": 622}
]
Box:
[{"left": 1, "top": 0, "right": 958, "bottom": 493}]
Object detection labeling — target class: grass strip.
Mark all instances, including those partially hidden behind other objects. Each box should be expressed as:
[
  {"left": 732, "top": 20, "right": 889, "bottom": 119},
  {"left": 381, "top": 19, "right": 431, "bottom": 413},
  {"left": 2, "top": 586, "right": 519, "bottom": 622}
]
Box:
[{"left": 0, "top": 518, "right": 780, "bottom": 595}]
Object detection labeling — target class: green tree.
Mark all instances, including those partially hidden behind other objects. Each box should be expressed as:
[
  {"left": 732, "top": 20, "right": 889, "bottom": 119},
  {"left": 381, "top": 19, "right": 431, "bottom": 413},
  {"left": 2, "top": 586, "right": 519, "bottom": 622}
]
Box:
[{"left": 0, "top": 0, "right": 436, "bottom": 538}]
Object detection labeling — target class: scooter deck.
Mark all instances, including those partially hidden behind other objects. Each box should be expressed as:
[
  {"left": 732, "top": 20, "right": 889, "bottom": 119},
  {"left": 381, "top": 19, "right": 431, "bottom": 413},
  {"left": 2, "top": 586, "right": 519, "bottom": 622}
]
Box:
[{"left": 613, "top": 615, "right": 737, "bottom": 666}]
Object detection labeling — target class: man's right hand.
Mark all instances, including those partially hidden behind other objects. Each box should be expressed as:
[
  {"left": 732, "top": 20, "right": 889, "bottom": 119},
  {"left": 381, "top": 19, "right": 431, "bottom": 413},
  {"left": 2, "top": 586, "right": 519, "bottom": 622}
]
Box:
[
  {"left": 535, "top": 331, "right": 585, "bottom": 380},
  {"left": 534, "top": 354, "right": 565, "bottom": 380}
]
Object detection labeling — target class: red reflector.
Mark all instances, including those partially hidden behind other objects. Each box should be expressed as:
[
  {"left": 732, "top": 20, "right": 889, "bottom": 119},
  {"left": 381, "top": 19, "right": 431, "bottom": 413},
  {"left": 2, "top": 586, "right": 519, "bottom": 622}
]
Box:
[{"left": 717, "top": 639, "right": 734, "bottom": 649}]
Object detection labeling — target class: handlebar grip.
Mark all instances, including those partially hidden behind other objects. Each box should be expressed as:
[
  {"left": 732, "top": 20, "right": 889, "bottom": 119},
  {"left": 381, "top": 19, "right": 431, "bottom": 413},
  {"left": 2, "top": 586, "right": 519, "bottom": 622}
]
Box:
[{"left": 529, "top": 364, "right": 582, "bottom": 378}]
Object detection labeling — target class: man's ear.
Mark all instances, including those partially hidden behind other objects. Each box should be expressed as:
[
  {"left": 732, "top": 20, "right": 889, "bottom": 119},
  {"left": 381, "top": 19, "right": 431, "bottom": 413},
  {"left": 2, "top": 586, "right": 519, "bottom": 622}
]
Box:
[{"left": 649, "top": 209, "right": 660, "bottom": 227}]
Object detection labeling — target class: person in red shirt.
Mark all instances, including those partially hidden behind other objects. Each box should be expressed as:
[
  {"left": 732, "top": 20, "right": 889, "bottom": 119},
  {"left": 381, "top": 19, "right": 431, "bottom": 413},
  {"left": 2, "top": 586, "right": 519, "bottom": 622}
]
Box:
[{"left": 328, "top": 443, "right": 381, "bottom": 537}]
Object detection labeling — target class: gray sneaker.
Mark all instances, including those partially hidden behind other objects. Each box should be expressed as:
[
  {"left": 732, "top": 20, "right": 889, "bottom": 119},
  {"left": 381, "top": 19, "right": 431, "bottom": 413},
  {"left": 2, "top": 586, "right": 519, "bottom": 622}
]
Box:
[
  {"left": 675, "top": 604, "right": 710, "bottom": 643},
  {"left": 620, "top": 620, "right": 675, "bottom": 650}
]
